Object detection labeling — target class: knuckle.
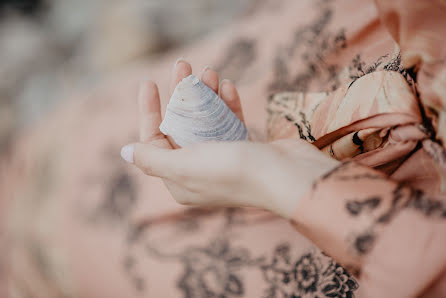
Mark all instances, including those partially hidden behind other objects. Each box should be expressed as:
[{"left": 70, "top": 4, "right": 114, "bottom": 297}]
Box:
[
  {"left": 176, "top": 198, "right": 193, "bottom": 206},
  {"left": 175, "top": 194, "right": 195, "bottom": 206},
  {"left": 141, "top": 168, "right": 152, "bottom": 176}
]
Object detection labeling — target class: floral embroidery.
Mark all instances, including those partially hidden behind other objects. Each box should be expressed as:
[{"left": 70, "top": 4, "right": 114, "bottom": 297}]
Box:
[
  {"left": 320, "top": 265, "right": 359, "bottom": 298},
  {"left": 294, "top": 254, "right": 319, "bottom": 293},
  {"left": 348, "top": 52, "right": 415, "bottom": 88},
  {"left": 261, "top": 244, "right": 358, "bottom": 298},
  {"left": 177, "top": 238, "right": 252, "bottom": 298},
  {"left": 129, "top": 224, "right": 359, "bottom": 297},
  {"left": 216, "top": 39, "right": 257, "bottom": 84},
  {"left": 268, "top": 6, "right": 347, "bottom": 93},
  {"left": 315, "top": 162, "right": 446, "bottom": 256}
]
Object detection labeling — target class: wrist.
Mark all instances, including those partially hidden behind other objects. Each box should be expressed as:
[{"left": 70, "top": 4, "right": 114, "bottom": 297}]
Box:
[{"left": 259, "top": 148, "right": 340, "bottom": 219}]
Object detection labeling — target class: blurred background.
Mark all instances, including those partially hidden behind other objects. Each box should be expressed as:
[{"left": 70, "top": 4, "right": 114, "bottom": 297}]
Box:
[{"left": 0, "top": 0, "right": 260, "bottom": 155}]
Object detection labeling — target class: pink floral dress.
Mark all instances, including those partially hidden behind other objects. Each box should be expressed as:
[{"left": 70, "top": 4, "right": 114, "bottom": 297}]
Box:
[{"left": 2, "top": 0, "right": 446, "bottom": 297}]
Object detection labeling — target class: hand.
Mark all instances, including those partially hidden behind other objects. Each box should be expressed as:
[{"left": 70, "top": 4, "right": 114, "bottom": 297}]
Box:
[
  {"left": 121, "top": 60, "right": 340, "bottom": 218},
  {"left": 152, "top": 59, "right": 245, "bottom": 149}
]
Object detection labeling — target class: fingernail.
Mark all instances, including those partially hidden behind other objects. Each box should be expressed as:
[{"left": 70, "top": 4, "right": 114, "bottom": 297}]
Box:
[
  {"left": 220, "top": 79, "right": 231, "bottom": 89},
  {"left": 139, "top": 80, "right": 148, "bottom": 90},
  {"left": 120, "top": 144, "right": 135, "bottom": 163},
  {"left": 174, "top": 57, "right": 185, "bottom": 69},
  {"left": 201, "top": 65, "right": 212, "bottom": 75}
]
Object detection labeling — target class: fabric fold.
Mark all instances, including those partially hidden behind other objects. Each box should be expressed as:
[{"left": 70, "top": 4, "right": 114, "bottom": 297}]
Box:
[
  {"left": 268, "top": 70, "right": 428, "bottom": 174},
  {"left": 290, "top": 161, "right": 446, "bottom": 297}
]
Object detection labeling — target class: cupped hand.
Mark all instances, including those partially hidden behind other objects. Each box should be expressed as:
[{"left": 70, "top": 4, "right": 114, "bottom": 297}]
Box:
[{"left": 121, "top": 60, "right": 340, "bottom": 219}]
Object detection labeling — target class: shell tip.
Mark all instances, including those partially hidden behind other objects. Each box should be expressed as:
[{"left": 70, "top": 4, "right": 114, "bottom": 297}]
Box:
[
  {"left": 179, "top": 74, "right": 200, "bottom": 87},
  {"left": 191, "top": 76, "right": 200, "bottom": 85}
]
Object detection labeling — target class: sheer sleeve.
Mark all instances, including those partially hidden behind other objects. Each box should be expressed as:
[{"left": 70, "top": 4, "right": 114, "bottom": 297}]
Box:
[
  {"left": 289, "top": 160, "right": 446, "bottom": 297},
  {"left": 268, "top": 3, "right": 446, "bottom": 292}
]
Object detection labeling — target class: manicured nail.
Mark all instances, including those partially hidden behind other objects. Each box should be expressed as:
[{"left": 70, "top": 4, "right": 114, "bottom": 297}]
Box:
[
  {"left": 139, "top": 80, "right": 148, "bottom": 90},
  {"left": 174, "top": 57, "right": 185, "bottom": 69},
  {"left": 201, "top": 65, "right": 212, "bottom": 75},
  {"left": 139, "top": 78, "right": 151, "bottom": 86},
  {"left": 120, "top": 144, "right": 134, "bottom": 163},
  {"left": 220, "top": 79, "right": 232, "bottom": 88}
]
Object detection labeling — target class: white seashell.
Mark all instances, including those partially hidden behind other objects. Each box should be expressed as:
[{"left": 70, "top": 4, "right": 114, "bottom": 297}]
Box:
[{"left": 159, "top": 75, "right": 248, "bottom": 147}]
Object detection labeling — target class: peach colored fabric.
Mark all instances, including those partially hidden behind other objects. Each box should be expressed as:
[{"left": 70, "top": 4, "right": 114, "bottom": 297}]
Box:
[
  {"left": 284, "top": 1, "right": 446, "bottom": 296},
  {"left": 2, "top": 0, "right": 445, "bottom": 297}
]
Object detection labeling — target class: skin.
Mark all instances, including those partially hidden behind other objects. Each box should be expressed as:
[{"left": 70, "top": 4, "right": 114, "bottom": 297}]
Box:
[{"left": 123, "top": 60, "right": 340, "bottom": 219}]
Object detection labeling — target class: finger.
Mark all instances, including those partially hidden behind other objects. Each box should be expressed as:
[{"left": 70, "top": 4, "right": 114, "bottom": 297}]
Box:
[
  {"left": 219, "top": 79, "right": 245, "bottom": 123},
  {"left": 169, "top": 58, "right": 192, "bottom": 95},
  {"left": 138, "top": 80, "right": 163, "bottom": 143},
  {"left": 167, "top": 58, "right": 192, "bottom": 148},
  {"left": 121, "top": 143, "right": 172, "bottom": 178},
  {"left": 201, "top": 65, "right": 219, "bottom": 94}
]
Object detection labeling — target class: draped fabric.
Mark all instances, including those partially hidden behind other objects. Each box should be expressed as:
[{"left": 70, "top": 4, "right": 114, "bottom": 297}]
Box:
[
  {"left": 271, "top": 1, "right": 446, "bottom": 296},
  {"left": 2, "top": 0, "right": 446, "bottom": 297}
]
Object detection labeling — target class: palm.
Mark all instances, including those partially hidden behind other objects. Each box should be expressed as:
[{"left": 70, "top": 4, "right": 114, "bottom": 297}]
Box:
[
  {"left": 139, "top": 60, "right": 245, "bottom": 149},
  {"left": 137, "top": 59, "right": 245, "bottom": 202}
]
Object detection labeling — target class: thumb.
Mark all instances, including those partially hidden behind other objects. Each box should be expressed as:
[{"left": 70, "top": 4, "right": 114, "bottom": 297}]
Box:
[{"left": 120, "top": 142, "right": 173, "bottom": 178}]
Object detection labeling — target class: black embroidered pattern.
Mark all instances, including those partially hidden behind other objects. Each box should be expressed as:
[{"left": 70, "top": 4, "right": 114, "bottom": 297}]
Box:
[
  {"left": 345, "top": 182, "right": 446, "bottom": 225},
  {"left": 346, "top": 197, "right": 381, "bottom": 216},
  {"left": 77, "top": 147, "right": 145, "bottom": 289},
  {"left": 347, "top": 54, "right": 389, "bottom": 88},
  {"left": 317, "top": 162, "right": 446, "bottom": 256},
  {"left": 423, "top": 140, "right": 446, "bottom": 167},
  {"left": 353, "top": 232, "right": 376, "bottom": 256},
  {"left": 79, "top": 3, "right": 368, "bottom": 296},
  {"left": 176, "top": 238, "right": 253, "bottom": 298},
  {"left": 268, "top": 6, "right": 347, "bottom": 93},
  {"left": 298, "top": 112, "right": 316, "bottom": 142},
  {"left": 83, "top": 170, "right": 139, "bottom": 226},
  {"left": 143, "top": 237, "right": 359, "bottom": 298},
  {"left": 117, "top": 206, "right": 360, "bottom": 297},
  {"left": 261, "top": 244, "right": 358, "bottom": 298},
  {"left": 312, "top": 161, "right": 386, "bottom": 191},
  {"left": 284, "top": 112, "right": 317, "bottom": 142},
  {"left": 320, "top": 162, "right": 387, "bottom": 183},
  {"left": 99, "top": 172, "right": 137, "bottom": 221},
  {"left": 123, "top": 254, "right": 146, "bottom": 292},
  {"left": 216, "top": 39, "right": 257, "bottom": 83},
  {"left": 81, "top": 147, "right": 140, "bottom": 225},
  {"left": 266, "top": 1, "right": 422, "bottom": 144},
  {"left": 265, "top": 2, "right": 418, "bottom": 144},
  {"left": 347, "top": 52, "right": 415, "bottom": 89},
  {"left": 122, "top": 208, "right": 270, "bottom": 295},
  {"left": 267, "top": 50, "right": 419, "bottom": 144}
]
